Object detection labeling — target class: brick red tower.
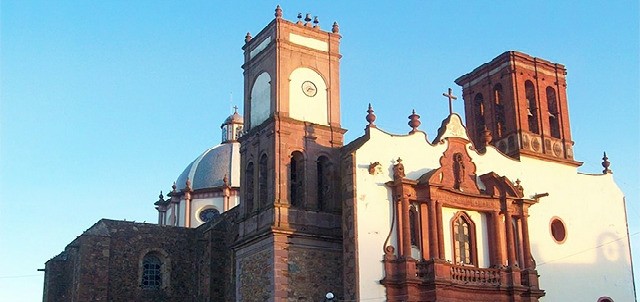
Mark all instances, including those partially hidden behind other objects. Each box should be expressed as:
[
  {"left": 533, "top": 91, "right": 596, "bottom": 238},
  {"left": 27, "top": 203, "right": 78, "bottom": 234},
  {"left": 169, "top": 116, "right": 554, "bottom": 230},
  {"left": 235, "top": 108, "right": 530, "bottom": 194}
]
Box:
[
  {"left": 234, "top": 7, "right": 345, "bottom": 301},
  {"left": 455, "top": 51, "right": 580, "bottom": 166}
]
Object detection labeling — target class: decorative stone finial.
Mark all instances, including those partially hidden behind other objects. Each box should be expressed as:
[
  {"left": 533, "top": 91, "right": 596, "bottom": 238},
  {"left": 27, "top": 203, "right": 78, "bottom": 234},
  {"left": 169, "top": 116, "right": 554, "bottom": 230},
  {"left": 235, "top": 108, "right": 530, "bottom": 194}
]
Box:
[
  {"left": 393, "top": 158, "right": 406, "bottom": 180},
  {"left": 515, "top": 179, "right": 524, "bottom": 196},
  {"left": 366, "top": 103, "right": 376, "bottom": 127},
  {"left": 158, "top": 191, "right": 164, "bottom": 201},
  {"left": 332, "top": 22, "right": 339, "bottom": 33},
  {"left": 408, "top": 109, "right": 421, "bottom": 133},
  {"left": 482, "top": 126, "right": 493, "bottom": 147},
  {"left": 185, "top": 178, "right": 192, "bottom": 191},
  {"left": 223, "top": 174, "right": 229, "bottom": 187},
  {"left": 602, "top": 152, "right": 612, "bottom": 174},
  {"left": 274, "top": 5, "right": 283, "bottom": 18},
  {"left": 297, "top": 13, "right": 303, "bottom": 24},
  {"left": 245, "top": 32, "right": 252, "bottom": 43},
  {"left": 313, "top": 16, "right": 319, "bottom": 28},
  {"left": 172, "top": 182, "right": 177, "bottom": 192}
]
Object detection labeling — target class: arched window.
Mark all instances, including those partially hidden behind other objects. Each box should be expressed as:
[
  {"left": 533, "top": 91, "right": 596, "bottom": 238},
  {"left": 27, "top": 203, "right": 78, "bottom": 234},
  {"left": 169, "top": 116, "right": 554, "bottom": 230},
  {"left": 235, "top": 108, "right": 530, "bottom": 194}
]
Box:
[
  {"left": 451, "top": 212, "right": 477, "bottom": 265},
  {"left": 525, "top": 81, "right": 539, "bottom": 134},
  {"left": 221, "top": 125, "right": 228, "bottom": 143},
  {"left": 493, "top": 84, "right": 506, "bottom": 138},
  {"left": 317, "top": 156, "right": 332, "bottom": 211},
  {"left": 141, "top": 254, "right": 162, "bottom": 289},
  {"left": 409, "top": 206, "right": 420, "bottom": 247},
  {"left": 235, "top": 125, "right": 243, "bottom": 140},
  {"left": 546, "top": 86, "right": 560, "bottom": 138},
  {"left": 290, "top": 151, "right": 304, "bottom": 207},
  {"left": 258, "top": 154, "right": 268, "bottom": 208},
  {"left": 245, "top": 162, "right": 254, "bottom": 214},
  {"left": 473, "top": 93, "right": 485, "bottom": 144}
]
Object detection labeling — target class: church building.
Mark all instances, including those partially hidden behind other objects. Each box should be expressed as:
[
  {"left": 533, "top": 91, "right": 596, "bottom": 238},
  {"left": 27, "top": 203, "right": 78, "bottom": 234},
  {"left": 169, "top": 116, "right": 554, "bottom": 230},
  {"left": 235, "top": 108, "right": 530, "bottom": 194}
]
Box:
[{"left": 42, "top": 7, "right": 634, "bottom": 302}]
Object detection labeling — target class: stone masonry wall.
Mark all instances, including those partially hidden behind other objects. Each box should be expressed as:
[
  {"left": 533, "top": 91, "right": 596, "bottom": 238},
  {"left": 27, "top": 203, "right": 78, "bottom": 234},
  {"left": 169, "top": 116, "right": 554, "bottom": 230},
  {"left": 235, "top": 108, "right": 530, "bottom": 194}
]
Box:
[
  {"left": 43, "top": 240, "right": 79, "bottom": 302},
  {"left": 287, "top": 246, "right": 343, "bottom": 301},
  {"left": 340, "top": 150, "right": 359, "bottom": 301},
  {"left": 44, "top": 219, "right": 199, "bottom": 302},
  {"left": 238, "top": 247, "right": 272, "bottom": 301},
  {"left": 195, "top": 217, "right": 234, "bottom": 301},
  {"left": 103, "top": 220, "right": 197, "bottom": 301},
  {"left": 76, "top": 235, "right": 111, "bottom": 301}
]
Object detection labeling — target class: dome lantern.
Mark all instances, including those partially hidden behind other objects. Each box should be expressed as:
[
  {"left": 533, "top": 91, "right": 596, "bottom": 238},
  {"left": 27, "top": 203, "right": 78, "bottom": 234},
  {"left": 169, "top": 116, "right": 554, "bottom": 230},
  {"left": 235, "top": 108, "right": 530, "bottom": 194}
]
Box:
[{"left": 221, "top": 106, "right": 244, "bottom": 143}]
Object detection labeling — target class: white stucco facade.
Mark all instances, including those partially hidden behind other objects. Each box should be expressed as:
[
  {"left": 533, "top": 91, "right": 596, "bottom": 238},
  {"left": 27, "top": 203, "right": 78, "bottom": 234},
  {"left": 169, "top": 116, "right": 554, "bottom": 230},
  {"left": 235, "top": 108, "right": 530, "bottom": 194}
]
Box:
[{"left": 349, "top": 116, "right": 633, "bottom": 301}]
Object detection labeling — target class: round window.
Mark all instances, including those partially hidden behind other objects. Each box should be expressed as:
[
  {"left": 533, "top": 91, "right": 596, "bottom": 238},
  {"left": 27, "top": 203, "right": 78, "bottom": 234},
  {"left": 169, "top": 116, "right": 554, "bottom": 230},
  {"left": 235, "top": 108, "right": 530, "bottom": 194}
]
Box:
[
  {"left": 550, "top": 217, "right": 566, "bottom": 243},
  {"left": 199, "top": 208, "right": 220, "bottom": 223}
]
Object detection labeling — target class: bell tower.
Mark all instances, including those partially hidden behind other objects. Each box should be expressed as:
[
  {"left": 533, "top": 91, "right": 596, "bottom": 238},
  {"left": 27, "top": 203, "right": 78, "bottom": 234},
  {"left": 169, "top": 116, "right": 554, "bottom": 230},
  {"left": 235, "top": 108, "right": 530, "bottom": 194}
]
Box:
[
  {"left": 455, "top": 51, "right": 580, "bottom": 166},
  {"left": 234, "top": 6, "right": 345, "bottom": 301}
]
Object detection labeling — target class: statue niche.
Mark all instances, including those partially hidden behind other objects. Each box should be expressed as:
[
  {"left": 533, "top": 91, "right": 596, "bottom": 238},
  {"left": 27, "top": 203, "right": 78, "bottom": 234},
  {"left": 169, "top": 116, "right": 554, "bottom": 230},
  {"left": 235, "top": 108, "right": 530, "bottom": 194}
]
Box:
[
  {"left": 433, "top": 139, "right": 480, "bottom": 194},
  {"left": 453, "top": 153, "right": 465, "bottom": 190}
]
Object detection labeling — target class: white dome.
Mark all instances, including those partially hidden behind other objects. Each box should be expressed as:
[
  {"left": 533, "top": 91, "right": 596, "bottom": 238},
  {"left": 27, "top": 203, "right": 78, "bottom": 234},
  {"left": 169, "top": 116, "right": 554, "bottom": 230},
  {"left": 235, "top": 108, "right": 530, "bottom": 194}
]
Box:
[{"left": 175, "top": 142, "right": 240, "bottom": 191}]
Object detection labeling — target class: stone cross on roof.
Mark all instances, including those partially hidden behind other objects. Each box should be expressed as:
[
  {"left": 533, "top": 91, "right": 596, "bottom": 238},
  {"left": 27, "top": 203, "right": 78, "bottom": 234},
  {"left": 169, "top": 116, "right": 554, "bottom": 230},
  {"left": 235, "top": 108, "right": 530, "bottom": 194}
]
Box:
[{"left": 442, "top": 88, "right": 458, "bottom": 115}]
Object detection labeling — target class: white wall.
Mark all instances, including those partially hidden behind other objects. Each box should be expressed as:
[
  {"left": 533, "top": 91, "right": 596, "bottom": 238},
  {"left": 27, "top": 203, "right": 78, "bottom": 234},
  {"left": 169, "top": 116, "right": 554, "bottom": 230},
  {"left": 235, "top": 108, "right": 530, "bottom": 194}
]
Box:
[
  {"left": 352, "top": 125, "right": 634, "bottom": 301},
  {"left": 353, "top": 129, "right": 446, "bottom": 301}
]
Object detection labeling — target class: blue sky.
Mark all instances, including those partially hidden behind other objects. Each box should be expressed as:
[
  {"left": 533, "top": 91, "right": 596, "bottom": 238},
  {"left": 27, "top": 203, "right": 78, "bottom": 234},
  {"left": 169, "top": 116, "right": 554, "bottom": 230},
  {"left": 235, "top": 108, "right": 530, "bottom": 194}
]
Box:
[{"left": 1, "top": 1, "right": 638, "bottom": 301}]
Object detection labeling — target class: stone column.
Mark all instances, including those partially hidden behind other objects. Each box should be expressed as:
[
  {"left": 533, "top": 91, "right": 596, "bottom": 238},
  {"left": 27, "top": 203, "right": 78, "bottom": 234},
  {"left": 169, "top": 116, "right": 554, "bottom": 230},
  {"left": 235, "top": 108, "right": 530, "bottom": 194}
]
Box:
[
  {"left": 419, "top": 202, "right": 430, "bottom": 259},
  {"left": 169, "top": 199, "right": 178, "bottom": 226},
  {"left": 401, "top": 197, "right": 411, "bottom": 258},
  {"left": 184, "top": 179, "right": 193, "bottom": 227},
  {"left": 521, "top": 209, "right": 533, "bottom": 269},
  {"left": 492, "top": 211, "right": 505, "bottom": 266},
  {"left": 428, "top": 200, "right": 439, "bottom": 259},
  {"left": 504, "top": 211, "right": 517, "bottom": 267},
  {"left": 223, "top": 186, "right": 231, "bottom": 211},
  {"left": 436, "top": 201, "right": 445, "bottom": 259},
  {"left": 184, "top": 196, "right": 192, "bottom": 227},
  {"left": 395, "top": 197, "right": 404, "bottom": 256}
]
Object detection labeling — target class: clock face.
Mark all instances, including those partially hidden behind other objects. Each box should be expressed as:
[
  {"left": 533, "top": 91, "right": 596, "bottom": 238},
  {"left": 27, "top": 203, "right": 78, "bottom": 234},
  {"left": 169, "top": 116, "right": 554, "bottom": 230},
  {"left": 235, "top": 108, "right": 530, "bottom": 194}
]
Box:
[{"left": 301, "top": 81, "right": 317, "bottom": 97}]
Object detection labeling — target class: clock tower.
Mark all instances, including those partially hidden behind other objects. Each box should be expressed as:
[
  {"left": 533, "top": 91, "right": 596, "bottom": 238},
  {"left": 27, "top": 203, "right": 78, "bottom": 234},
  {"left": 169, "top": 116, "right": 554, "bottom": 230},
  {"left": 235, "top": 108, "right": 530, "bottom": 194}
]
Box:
[{"left": 234, "top": 6, "right": 345, "bottom": 301}]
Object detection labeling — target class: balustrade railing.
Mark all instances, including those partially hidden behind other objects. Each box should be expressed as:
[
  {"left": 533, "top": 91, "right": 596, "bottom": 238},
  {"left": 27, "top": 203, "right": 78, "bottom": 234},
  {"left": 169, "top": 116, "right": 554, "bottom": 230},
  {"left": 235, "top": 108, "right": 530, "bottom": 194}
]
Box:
[
  {"left": 415, "top": 260, "right": 502, "bottom": 285},
  {"left": 450, "top": 265, "right": 501, "bottom": 285}
]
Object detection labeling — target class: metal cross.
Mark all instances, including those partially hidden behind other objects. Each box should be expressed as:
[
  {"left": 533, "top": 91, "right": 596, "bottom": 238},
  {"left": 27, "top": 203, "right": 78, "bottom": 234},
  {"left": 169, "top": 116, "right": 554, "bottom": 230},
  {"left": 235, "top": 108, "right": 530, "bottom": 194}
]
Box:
[
  {"left": 442, "top": 88, "right": 458, "bottom": 115},
  {"left": 233, "top": 105, "right": 239, "bottom": 113}
]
